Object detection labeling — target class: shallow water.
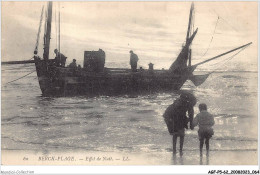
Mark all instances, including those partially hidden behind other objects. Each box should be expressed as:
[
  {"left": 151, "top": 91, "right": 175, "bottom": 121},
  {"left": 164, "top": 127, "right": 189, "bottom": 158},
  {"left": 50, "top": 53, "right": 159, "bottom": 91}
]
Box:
[{"left": 1, "top": 65, "right": 258, "bottom": 164}]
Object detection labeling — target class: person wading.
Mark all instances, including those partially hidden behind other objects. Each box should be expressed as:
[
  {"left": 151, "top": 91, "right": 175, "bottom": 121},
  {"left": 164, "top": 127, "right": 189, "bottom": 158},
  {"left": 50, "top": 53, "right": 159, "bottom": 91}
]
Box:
[
  {"left": 163, "top": 92, "right": 197, "bottom": 155},
  {"left": 193, "top": 103, "right": 215, "bottom": 157},
  {"left": 129, "top": 50, "right": 139, "bottom": 72}
]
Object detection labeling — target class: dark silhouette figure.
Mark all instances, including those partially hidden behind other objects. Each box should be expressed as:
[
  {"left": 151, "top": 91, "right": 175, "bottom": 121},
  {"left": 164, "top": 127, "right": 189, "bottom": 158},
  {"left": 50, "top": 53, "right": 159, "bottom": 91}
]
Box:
[
  {"left": 54, "top": 49, "right": 67, "bottom": 67},
  {"left": 163, "top": 92, "right": 197, "bottom": 155},
  {"left": 68, "top": 59, "right": 77, "bottom": 69},
  {"left": 129, "top": 50, "right": 139, "bottom": 72}
]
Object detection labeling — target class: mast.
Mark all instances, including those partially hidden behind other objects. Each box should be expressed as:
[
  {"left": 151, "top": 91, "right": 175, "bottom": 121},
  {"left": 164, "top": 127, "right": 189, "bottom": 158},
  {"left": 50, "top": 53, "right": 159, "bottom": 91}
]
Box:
[
  {"left": 169, "top": 3, "right": 197, "bottom": 73},
  {"left": 169, "top": 27, "right": 198, "bottom": 72},
  {"left": 58, "top": 3, "right": 61, "bottom": 61},
  {"left": 188, "top": 49, "right": 192, "bottom": 66},
  {"left": 43, "top": 2, "right": 53, "bottom": 60},
  {"left": 186, "top": 3, "right": 194, "bottom": 67},
  {"left": 186, "top": 2, "right": 194, "bottom": 44}
]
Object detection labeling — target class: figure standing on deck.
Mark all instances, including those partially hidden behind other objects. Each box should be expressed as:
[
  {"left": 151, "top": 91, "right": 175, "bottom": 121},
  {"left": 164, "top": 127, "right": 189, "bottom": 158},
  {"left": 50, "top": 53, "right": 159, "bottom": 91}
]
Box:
[
  {"left": 68, "top": 59, "right": 77, "bottom": 69},
  {"left": 129, "top": 50, "right": 139, "bottom": 72},
  {"left": 54, "top": 49, "right": 67, "bottom": 67},
  {"left": 163, "top": 92, "right": 196, "bottom": 155},
  {"left": 193, "top": 103, "right": 215, "bottom": 157}
]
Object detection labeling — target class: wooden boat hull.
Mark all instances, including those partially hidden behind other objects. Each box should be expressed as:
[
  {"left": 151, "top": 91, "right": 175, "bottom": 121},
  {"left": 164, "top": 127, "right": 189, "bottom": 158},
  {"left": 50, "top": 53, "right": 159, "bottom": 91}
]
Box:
[{"left": 34, "top": 59, "right": 189, "bottom": 97}]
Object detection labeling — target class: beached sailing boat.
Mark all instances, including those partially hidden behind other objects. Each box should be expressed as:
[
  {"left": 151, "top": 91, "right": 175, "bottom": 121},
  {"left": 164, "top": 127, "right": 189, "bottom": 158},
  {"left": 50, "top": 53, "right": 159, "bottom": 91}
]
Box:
[{"left": 2, "top": 2, "right": 252, "bottom": 96}]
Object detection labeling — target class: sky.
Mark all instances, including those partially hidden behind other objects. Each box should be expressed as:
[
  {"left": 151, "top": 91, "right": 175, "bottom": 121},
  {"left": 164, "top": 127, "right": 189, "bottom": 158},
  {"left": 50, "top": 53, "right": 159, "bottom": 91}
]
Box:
[{"left": 1, "top": 1, "right": 258, "bottom": 71}]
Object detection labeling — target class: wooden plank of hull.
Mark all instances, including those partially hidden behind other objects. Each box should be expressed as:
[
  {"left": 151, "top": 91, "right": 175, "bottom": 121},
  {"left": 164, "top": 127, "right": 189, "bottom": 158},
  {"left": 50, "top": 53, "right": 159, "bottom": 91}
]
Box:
[{"left": 38, "top": 72, "right": 188, "bottom": 96}]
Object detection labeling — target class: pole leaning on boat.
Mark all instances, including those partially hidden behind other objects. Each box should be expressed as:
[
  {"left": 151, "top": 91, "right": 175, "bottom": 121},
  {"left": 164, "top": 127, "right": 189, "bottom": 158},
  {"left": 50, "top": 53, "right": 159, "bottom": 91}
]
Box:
[
  {"left": 190, "top": 42, "right": 252, "bottom": 70},
  {"left": 43, "top": 1, "right": 53, "bottom": 60}
]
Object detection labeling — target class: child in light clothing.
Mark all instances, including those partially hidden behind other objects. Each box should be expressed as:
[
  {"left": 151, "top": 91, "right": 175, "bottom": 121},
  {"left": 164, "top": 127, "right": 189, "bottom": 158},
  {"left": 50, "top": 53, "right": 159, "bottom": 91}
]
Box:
[{"left": 193, "top": 103, "right": 215, "bottom": 156}]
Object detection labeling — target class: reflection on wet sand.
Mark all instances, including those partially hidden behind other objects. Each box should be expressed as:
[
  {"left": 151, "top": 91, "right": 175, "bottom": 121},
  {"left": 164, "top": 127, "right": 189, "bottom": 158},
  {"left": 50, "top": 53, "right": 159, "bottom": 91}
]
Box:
[
  {"left": 172, "top": 151, "right": 210, "bottom": 165},
  {"left": 200, "top": 154, "right": 210, "bottom": 165},
  {"left": 171, "top": 152, "right": 184, "bottom": 165}
]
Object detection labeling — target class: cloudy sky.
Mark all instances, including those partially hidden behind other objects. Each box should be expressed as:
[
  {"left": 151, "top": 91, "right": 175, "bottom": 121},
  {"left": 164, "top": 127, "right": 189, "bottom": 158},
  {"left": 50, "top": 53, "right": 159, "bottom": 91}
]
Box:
[{"left": 2, "top": 1, "right": 258, "bottom": 71}]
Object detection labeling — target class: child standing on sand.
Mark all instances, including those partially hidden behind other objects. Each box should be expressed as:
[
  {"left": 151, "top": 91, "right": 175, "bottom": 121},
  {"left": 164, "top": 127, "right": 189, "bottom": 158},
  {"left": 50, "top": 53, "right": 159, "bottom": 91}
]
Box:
[{"left": 193, "top": 103, "right": 215, "bottom": 156}]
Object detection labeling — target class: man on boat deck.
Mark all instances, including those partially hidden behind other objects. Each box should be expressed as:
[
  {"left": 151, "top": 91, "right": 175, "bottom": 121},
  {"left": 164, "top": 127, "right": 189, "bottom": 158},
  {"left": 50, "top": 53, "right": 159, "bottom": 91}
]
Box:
[
  {"left": 129, "top": 50, "right": 139, "bottom": 72},
  {"left": 68, "top": 59, "right": 77, "bottom": 69},
  {"left": 54, "top": 49, "right": 67, "bottom": 67},
  {"left": 163, "top": 92, "right": 196, "bottom": 155}
]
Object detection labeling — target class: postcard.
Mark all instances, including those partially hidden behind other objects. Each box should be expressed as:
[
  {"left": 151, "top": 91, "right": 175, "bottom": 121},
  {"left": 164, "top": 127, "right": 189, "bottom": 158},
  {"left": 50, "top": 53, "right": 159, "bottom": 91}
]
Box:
[{"left": 1, "top": 1, "right": 258, "bottom": 173}]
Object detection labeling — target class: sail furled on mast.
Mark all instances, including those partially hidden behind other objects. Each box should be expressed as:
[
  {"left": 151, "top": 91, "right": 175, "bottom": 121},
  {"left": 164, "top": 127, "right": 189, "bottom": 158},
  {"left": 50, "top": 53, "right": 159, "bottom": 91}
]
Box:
[
  {"left": 169, "top": 3, "right": 197, "bottom": 74},
  {"left": 43, "top": 1, "right": 53, "bottom": 60}
]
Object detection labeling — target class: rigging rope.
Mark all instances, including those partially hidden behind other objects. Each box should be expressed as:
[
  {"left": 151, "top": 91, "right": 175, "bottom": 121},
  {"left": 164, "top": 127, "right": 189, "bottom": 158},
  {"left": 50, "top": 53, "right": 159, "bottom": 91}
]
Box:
[
  {"left": 34, "top": 6, "right": 44, "bottom": 54},
  {"left": 213, "top": 10, "right": 238, "bottom": 32},
  {"left": 207, "top": 45, "right": 248, "bottom": 73},
  {"left": 4, "top": 70, "right": 36, "bottom": 85},
  {"left": 201, "top": 16, "right": 219, "bottom": 58}
]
